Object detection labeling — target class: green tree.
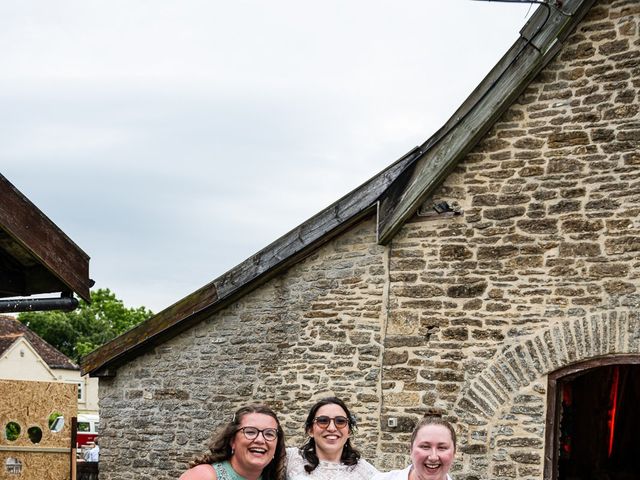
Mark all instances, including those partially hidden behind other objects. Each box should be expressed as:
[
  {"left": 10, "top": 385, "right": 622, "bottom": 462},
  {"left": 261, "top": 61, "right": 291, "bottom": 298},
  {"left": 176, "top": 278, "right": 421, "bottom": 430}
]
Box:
[{"left": 18, "top": 288, "right": 153, "bottom": 362}]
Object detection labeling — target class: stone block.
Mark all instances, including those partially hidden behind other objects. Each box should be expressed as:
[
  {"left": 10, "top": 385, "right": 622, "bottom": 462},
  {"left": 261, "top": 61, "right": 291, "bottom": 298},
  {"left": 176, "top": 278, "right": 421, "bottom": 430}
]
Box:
[
  {"left": 589, "top": 263, "right": 629, "bottom": 278},
  {"left": 383, "top": 350, "right": 409, "bottom": 365},
  {"left": 599, "top": 39, "right": 629, "bottom": 55},
  {"left": 559, "top": 242, "right": 601, "bottom": 257},
  {"left": 509, "top": 452, "right": 540, "bottom": 464},
  {"left": 447, "top": 281, "right": 488, "bottom": 298},
  {"left": 384, "top": 392, "right": 421, "bottom": 407},
  {"left": 440, "top": 244, "right": 473, "bottom": 261},
  {"left": 477, "top": 245, "right": 518, "bottom": 260},
  {"left": 493, "top": 463, "right": 517, "bottom": 477},
  {"left": 605, "top": 236, "right": 640, "bottom": 254},
  {"left": 603, "top": 280, "right": 636, "bottom": 295},
  {"left": 380, "top": 415, "right": 416, "bottom": 433},
  {"left": 441, "top": 327, "right": 469, "bottom": 341},
  {"left": 472, "top": 194, "right": 498, "bottom": 206},
  {"left": 392, "top": 284, "right": 445, "bottom": 298},
  {"left": 516, "top": 219, "right": 558, "bottom": 234},
  {"left": 561, "top": 219, "right": 602, "bottom": 233},
  {"left": 484, "top": 206, "right": 526, "bottom": 220}
]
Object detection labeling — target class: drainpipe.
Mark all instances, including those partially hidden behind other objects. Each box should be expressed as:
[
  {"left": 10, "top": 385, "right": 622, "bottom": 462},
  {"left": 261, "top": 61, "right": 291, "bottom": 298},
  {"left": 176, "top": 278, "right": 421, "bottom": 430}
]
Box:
[{"left": 0, "top": 292, "right": 79, "bottom": 313}]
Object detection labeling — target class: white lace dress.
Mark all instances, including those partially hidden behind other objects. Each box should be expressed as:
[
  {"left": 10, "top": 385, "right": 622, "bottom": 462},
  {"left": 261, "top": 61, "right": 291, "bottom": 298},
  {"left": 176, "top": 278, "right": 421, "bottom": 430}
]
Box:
[{"left": 286, "top": 447, "right": 379, "bottom": 480}]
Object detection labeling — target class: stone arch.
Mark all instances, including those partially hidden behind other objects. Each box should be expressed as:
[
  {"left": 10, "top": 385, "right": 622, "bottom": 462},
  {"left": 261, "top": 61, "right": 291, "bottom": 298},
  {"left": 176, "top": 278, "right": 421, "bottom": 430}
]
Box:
[
  {"left": 454, "top": 310, "right": 640, "bottom": 423},
  {"left": 450, "top": 311, "right": 640, "bottom": 478}
]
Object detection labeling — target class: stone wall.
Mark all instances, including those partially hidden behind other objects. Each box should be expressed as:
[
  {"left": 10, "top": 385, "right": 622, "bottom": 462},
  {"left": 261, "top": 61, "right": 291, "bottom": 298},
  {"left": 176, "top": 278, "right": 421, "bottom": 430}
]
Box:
[
  {"left": 382, "top": 0, "right": 640, "bottom": 477},
  {"left": 97, "top": 1, "right": 640, "bottom": 479},
  {"left": 98, "top": 218, "right": 388, "bottom": 479}
]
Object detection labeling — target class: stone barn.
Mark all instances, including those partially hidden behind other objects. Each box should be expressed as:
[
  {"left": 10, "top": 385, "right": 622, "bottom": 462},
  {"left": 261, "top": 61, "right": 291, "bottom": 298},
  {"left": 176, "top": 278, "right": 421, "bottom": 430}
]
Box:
[{"left": 83, "top": 1, "right": 640, "bottom": 479}]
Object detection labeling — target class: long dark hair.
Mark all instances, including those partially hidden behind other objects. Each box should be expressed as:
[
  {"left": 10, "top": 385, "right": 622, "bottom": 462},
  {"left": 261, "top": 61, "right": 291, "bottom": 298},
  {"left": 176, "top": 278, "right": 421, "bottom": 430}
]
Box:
[
  {"left": 189, "top": 404, "right": 286, "bottom": 480},
  {"left": 299, "top": 397, "right": 361, "bottom": 473}
]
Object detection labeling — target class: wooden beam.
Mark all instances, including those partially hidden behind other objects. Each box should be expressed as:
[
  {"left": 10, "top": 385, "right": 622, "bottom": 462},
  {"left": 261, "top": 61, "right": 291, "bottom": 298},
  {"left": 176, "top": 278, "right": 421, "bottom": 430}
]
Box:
[
  {"left": 377, "top": 0, "right": 596, "bottom": 245},
  {"left": 0, "top": 175, "right": 91, "bottom": 301}
]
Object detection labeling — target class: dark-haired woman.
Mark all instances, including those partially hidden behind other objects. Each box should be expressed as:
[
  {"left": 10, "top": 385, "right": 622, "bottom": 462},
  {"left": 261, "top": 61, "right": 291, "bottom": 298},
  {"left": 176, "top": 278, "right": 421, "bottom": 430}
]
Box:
[
  {"left": 180, "top": 404, "right": 286, "bottom": 480},
  {"left": 286, "top": 397, "right": 378, "bottom": 480}
]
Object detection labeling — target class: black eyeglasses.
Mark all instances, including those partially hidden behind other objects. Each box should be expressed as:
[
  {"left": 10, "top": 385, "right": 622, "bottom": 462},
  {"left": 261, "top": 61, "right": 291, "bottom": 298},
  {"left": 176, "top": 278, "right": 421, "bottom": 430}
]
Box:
[
  {"left": 313, "top": 416, "right": 349, "bottom": 429},
  {"left": 237, "top": 426, "right": 278, "bottom": 441}
]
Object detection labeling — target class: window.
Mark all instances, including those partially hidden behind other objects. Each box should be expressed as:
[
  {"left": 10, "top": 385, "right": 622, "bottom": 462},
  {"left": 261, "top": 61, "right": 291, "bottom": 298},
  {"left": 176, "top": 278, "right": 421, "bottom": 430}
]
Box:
[
  {"left": 27, "top": 426, "right": 42, "bottom": 444},
  {"left": 77, "top": 382, "right": 85, "bottom": 402},
  {"left": 5, "top": 422, "right": 20, "bottom": 441},
  {"left": 77, "top": 422, "right": 90, "bottom": 433},
  {"left": 49, "top": 415, "right": 64, "bottom": 433},
  {"left": 5, "top": 458, "right": 22, "bottom": 475}
]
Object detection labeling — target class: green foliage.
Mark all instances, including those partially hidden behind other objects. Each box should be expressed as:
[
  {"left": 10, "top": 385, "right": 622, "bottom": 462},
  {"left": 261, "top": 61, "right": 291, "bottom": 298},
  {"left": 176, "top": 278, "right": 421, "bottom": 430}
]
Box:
[
  {"left": 6, "top": 422, "right": 20, "bottom": 441},
  {"left": 48, "top": 412, "right": 62, "bottom": 430},
  {"left": 18, "top": 288, "right": 153, "bottom": 362}
]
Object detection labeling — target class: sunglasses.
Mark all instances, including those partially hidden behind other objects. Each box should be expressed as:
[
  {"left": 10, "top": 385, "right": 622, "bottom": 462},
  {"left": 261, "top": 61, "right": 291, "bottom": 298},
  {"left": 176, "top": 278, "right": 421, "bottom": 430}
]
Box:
[
  {"left": 313, "top": 415, "right": 349, "bottom": 429},
  {"left": 237, "top": 426, "right": 278, "bottom": 442}
]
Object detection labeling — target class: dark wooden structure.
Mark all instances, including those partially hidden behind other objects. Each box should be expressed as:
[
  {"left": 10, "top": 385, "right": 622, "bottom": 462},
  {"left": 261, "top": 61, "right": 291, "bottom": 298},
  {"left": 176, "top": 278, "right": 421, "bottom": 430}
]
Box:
[
  {"left": 545, "top": 356, "right": 640, "bottom": 480},
  {"left": 77, "top": 462, "right": 99, "bottom": 480},
  {"left": 0, "top": 174, "right": 91, "bottom": 303}
]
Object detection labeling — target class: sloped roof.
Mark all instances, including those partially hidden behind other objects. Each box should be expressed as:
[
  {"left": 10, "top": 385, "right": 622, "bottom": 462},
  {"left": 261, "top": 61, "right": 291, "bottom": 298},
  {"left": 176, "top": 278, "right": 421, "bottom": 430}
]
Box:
[
  {"left": 377, "top": 0, "right": 597, "bottom": 242},
  {"left": 0, "top": 174, "right": 91, "bottom": 302},
  {"left": 82, "top": 0, "right": 596, "bottom": 377},
  {"left": 0, "top": 315, "right": 78, "bottom": 370}
]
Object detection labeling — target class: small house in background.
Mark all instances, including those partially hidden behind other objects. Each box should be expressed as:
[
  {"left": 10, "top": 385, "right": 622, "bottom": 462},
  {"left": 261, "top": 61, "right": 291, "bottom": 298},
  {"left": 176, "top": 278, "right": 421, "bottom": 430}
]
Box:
[
  {"left": 0, "top": 315, "right": 99, "bottom": 416},
  {"left": 84, "top": 1, "right": 639, "bottom": 479}
]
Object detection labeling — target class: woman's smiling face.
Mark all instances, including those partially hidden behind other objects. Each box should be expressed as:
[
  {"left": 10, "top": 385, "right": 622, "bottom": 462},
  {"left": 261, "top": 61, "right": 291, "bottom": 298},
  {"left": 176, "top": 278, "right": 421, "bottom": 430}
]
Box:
[
  {"left": 410, "top": 424, "right": 455, "bottom": 480},
  {"left": 230, "top": 413, "right": 278, "bottom": 475},
  {"left": 307, "top": 403, "right": 350, "bottom": 462}
]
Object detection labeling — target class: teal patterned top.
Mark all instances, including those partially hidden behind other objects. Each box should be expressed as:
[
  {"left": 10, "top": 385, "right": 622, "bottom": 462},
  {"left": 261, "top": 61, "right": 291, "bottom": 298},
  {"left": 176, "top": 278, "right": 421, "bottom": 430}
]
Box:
[{"left": 212, "top": 461, "right": 263, "bottom": 480}]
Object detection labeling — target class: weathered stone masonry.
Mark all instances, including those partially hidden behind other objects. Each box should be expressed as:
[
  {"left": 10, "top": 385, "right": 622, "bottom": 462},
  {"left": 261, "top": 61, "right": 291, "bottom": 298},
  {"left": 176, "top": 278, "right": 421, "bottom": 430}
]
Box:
[
  {"left": 99, "top": 219, "right": 389, "bottom": 479},
  {"left": 382, "top": 1, "right": 640, "bottom": 477},
  {"left": 98, "top": 2, "right": 639, "bottom": 480}
]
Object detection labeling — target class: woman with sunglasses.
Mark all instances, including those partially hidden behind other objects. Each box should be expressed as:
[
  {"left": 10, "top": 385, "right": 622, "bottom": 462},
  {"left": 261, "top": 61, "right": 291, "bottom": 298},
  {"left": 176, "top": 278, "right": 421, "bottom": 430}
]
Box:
[
  {"left": 286, "top": 397, "right": 378, "bottom": 480},
  {"left": 180, "top": 404, "right": 286, "bottom": 480}
]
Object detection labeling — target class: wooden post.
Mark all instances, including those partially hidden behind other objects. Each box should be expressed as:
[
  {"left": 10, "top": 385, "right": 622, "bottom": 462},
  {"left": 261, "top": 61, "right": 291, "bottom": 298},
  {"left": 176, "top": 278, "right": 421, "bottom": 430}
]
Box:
[{"left": 70, "top": 417, "right": 77, "bottom": 480}]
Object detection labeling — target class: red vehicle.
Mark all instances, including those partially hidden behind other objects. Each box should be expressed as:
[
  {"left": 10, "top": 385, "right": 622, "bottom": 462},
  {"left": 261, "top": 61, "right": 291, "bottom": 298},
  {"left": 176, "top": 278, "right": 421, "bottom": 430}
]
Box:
[{"left": 76, "top": 414, "right": 99, "bottom": 448}]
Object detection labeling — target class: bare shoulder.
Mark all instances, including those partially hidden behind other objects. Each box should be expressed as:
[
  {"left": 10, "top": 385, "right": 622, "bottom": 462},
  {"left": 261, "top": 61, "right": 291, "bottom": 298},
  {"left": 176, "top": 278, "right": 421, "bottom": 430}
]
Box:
[{"left": 179, "top": 464, "right": 217, "bottom": 480}]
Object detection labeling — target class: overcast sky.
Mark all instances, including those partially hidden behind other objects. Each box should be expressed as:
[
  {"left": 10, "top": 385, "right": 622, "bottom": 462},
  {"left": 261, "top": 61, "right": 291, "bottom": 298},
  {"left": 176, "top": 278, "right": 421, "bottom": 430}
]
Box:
[{"left": 1, "top": 1, "right": 534, "bottom": 313}]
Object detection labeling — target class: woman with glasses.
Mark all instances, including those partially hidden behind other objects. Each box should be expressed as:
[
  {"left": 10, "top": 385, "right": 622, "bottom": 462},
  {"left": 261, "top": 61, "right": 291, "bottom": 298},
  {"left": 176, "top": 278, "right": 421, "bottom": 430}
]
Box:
[
  {"left": 180, "top": 404, "right": 286, "bottom": 480},
  {"left": 286, "top": 397, "right": 378, "bottom": 480}
]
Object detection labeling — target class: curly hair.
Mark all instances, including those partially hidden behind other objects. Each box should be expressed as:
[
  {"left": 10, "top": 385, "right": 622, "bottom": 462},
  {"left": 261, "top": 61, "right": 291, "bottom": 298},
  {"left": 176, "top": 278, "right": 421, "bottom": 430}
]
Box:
[
  {"left": 188, "top": 404, "right": 286, "bottom": 480},
  {"left": 299, "top": 397, "right": 361, "bottom": 473},
  {"left": 410, "top": 416, "right": 457, "bottom": 451}
]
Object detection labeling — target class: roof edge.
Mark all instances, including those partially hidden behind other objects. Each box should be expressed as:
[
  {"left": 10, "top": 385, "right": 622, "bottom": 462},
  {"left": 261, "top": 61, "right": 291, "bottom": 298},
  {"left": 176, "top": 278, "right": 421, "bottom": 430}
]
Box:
[
  {"left": 0, "top": 174, "right": 92, "bottom": 302},
  {"left": 377, "top": 0, "right": 596, "bottom": 244},
  {"left": 81, "top": 147, "right": 422, "bottom": 376}
]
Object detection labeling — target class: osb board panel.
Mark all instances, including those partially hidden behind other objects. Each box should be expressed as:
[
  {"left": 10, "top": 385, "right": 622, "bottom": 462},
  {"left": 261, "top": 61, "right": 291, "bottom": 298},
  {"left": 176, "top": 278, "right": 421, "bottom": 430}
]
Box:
[
  {"left": 0, "top": 451, "right": 69, "bottom": 480},
  {"left": 0, "top": 380, "right": 76, "bottom": 449},
  {"left": 0, "top": 380, "right": 75, "bottom": 478}
]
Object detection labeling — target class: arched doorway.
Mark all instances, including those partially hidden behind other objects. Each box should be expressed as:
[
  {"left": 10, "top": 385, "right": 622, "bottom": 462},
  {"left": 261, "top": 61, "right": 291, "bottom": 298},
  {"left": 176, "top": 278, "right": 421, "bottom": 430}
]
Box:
[{"left": 545, "top": 356, "right": 640, "bottom": 480}]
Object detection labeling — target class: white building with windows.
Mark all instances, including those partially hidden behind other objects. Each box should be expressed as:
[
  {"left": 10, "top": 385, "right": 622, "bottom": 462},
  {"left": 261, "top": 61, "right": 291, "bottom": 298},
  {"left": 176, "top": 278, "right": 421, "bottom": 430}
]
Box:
[{"left": 0, "top": 315, "right": 98, "bottom": 415}]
